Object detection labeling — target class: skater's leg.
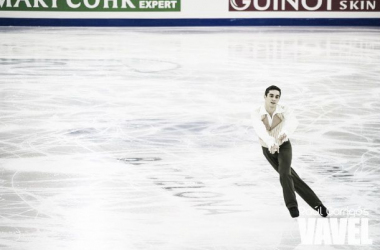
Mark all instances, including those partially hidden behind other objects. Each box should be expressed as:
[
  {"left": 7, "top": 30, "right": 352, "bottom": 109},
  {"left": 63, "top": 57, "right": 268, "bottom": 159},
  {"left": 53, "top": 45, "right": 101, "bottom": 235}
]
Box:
[
  {"left": 277, "top": 141, "right": 298, "bottom": 209},
  {"left": 262, "top": 146, "right": 279, "bottom": 171},
  {"left": 291, "top": 168, "right": 322, "bottom": 209}
]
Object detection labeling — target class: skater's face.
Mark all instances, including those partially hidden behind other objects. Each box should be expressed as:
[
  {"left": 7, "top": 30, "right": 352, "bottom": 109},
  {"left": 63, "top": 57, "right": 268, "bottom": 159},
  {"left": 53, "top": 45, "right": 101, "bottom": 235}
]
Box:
[{"left": 264, "top": 90, "right": 280, "bottom": 108}]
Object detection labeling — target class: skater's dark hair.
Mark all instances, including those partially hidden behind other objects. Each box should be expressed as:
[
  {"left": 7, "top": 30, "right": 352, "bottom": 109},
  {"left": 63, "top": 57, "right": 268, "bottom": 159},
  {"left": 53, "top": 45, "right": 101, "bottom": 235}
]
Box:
[{"left": 265, "top": 85, "right": 281, "bottom": 97}]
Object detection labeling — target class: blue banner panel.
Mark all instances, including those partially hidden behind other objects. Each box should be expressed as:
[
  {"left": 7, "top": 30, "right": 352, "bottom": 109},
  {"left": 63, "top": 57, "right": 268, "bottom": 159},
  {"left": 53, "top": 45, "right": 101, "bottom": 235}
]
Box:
[{"left": 1, "top": 18, "right": 380, "bottom": 26}]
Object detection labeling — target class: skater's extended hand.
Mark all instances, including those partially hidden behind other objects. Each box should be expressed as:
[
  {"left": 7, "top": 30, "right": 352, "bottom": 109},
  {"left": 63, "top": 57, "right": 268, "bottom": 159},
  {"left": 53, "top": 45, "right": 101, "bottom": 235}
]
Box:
[{"left": 269, "top": 144, "right": 279, "bottom": 154}]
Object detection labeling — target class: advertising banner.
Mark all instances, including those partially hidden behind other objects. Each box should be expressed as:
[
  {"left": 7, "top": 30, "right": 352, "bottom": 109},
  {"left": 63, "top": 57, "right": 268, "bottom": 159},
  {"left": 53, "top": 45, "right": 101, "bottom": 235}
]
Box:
[{"left": 0, "top": 0, "right": 181, "bottom": 11}]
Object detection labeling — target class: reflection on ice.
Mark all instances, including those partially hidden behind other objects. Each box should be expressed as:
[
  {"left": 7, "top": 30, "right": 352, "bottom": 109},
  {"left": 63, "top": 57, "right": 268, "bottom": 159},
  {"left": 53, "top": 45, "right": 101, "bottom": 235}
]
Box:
[{"left": 0, "top": 27, "right": 379, "bottom": 249}]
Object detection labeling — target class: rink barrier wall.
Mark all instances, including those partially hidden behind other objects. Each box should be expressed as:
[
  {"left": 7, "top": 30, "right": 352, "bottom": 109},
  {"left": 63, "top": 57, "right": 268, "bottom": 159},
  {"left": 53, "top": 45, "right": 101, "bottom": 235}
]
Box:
[{"left": 1, "top": 18, "right": 380, "bottom": 26}]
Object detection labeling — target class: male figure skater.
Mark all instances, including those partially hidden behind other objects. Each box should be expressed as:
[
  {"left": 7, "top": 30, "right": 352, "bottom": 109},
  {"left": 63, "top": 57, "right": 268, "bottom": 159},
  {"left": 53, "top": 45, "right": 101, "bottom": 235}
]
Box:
[{"left": 252, "top": 85, "right": 328, "bottom": 218}]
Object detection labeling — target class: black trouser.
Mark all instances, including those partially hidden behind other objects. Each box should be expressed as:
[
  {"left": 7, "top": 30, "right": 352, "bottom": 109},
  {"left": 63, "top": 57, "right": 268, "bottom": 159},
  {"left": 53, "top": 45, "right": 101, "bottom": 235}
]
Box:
[{"left": 262, "top": 141, "right": 322, "bottom": 209}]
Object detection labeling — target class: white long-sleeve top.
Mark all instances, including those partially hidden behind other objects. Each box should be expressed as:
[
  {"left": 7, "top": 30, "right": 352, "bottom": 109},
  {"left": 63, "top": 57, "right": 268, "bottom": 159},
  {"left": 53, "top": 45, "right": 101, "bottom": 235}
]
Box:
[{"left": 251, "top": 104, "right": 299, "bottom": 148}]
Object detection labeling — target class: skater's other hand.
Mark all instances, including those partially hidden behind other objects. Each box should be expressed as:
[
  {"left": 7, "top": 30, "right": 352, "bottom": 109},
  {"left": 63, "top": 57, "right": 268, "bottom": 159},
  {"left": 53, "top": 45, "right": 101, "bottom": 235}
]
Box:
[
  {"left": 278, "top": 133, "right": 288, "bottom": 144},
  {"left": 269, "top": 144, "right": 279, "bottom": 154}
]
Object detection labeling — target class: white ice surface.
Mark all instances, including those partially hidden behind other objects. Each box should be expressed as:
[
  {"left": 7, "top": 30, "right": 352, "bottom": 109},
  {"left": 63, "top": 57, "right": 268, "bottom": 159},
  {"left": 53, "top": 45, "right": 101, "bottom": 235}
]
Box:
[{"left": 0, "top": 27, "right": 379, "bottom": 250}]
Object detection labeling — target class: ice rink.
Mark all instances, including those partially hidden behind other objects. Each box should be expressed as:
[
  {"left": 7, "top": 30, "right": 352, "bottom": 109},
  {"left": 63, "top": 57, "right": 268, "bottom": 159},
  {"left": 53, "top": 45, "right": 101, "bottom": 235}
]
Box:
[{"left": 0, "top": 26, "right": 379, "bottom": 250}]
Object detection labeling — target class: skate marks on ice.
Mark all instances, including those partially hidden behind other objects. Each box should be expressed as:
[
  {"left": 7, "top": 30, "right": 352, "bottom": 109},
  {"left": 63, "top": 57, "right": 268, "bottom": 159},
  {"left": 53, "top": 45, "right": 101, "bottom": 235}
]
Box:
[
  {"left": 0, "top": 57, "right": 181, "bottom": 77},
  {"left": 0, "top": 156, "right": 188, "bottom": 249},
  {"left": 118, "top": 156, "right": 251, "bottom": 215},
  {"left": 0, "top": 155, "right": 288, "bottom": 250}
]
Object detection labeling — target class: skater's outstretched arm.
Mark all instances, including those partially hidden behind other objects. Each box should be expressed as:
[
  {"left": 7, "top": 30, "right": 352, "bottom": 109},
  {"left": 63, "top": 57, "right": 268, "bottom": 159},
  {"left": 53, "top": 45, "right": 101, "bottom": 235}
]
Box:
[{"left": 251, "top": 107, "right": 277, "bottom": 149}]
